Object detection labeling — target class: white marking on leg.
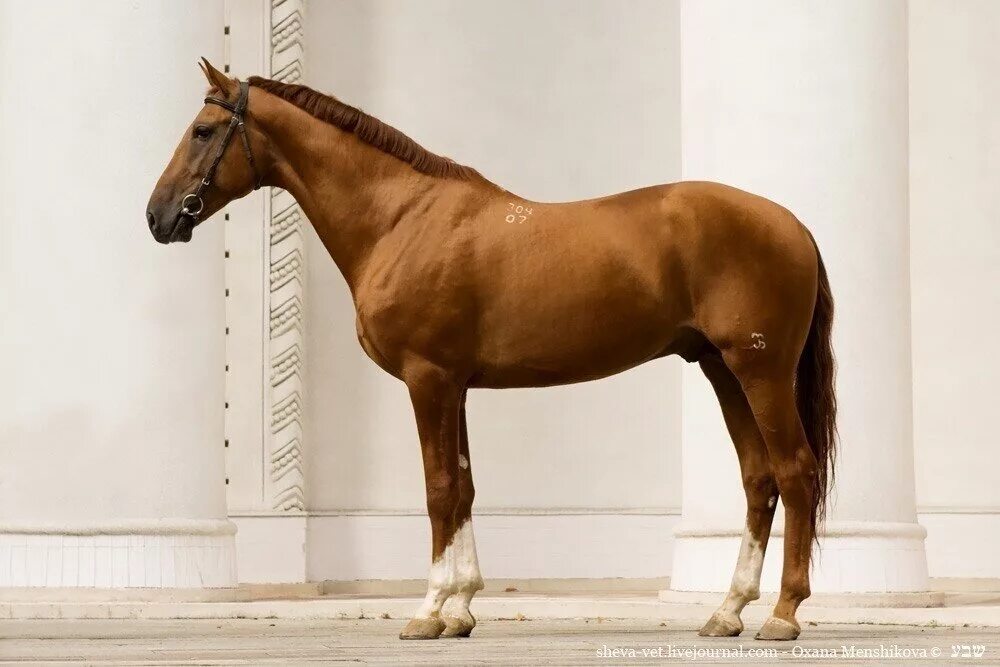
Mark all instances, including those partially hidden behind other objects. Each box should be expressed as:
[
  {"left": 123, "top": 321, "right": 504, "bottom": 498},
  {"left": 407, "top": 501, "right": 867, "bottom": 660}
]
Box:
[
  {"left": 458, "top": 454, "right": 469, "bottom": 470},
  {"left": 716, "top": 523, "right": 766, "bottom": 619},
  {"left": 768, "top": 496, "right": 777, "bottom": 509},
  {"left": 441, "top": 589, "right": 475, "bottom": 623},
  {"left": 415, "top": 519, "right": 483, "bottom": 619}
]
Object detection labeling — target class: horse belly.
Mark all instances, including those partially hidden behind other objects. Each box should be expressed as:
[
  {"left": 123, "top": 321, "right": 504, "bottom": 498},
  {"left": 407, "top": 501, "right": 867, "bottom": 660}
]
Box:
[{"left": 472, "top": 268, "right": 681, "bottom": 388}]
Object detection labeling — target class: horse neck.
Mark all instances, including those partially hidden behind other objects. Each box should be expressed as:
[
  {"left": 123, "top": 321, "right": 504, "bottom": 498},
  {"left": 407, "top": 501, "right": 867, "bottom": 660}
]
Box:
[{"left": 255, "top": 96, "right": 488, "bottom": 290}]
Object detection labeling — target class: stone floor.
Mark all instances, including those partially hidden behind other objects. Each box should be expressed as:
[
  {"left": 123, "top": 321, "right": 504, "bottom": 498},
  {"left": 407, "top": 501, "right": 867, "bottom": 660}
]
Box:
[{"left": 0, "top": 618, "right": 996, "bottom": 665}]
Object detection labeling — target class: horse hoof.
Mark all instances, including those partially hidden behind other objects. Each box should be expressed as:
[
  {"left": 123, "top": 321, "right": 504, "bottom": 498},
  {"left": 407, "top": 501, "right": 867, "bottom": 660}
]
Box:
[
  {"left": 440, "top": 612, "right": 476, "bottom": 638},
  {"left": 399, "top": 616, "right": 446, "bottom": 640},
  {"left": 698, "top": 612, "right": 743, "bottom": 637},
  {"left": 754, "top": 616, "right": 800, "bottom": 641}
]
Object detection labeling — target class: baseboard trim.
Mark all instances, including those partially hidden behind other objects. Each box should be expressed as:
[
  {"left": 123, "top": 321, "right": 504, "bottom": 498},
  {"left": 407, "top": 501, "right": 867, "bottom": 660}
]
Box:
[
  {"left": 230, "top": 512, "right": 679, "bottom": 583},
  {"left": 918, "top": 511, "right": 1000, "bottom": 579},
  {"left": 674, "top": 519, "right": 927, "bottom": 539},
  {"left": 931, "top": 577, "right": 1000, "bottom": 593},
  {"left": 229, "top": 507, "right": 681, "bottom": 518},
  {"left": 306, "top": 512, "right": 678, "bottom": 581},
  {"left": 227, "top": 510, "right": 1000, "bottom": 585}
]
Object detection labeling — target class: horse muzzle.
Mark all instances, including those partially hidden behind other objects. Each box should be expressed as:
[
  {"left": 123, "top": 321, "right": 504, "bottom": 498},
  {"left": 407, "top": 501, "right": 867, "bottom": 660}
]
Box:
[{"left": 146, "top": 207, "right": 195, "bottom": 244}]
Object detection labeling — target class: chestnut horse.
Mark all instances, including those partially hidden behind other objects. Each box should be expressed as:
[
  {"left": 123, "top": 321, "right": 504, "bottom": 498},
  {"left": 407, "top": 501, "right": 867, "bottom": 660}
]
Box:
[{"left": 148, "top": 60, "right": 835, "bottom": 641}]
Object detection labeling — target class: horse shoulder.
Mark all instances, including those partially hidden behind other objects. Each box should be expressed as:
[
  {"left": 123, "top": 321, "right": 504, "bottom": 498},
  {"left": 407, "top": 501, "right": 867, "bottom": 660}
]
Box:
[{"left": 353, "top": 219, "right": 478, "bottom": 374}]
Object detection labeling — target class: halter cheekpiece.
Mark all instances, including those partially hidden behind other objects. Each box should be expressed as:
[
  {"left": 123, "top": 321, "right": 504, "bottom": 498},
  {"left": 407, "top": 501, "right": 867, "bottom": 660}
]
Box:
[{"left": 181, "top": 79, "right": 262, "bottom": 221}]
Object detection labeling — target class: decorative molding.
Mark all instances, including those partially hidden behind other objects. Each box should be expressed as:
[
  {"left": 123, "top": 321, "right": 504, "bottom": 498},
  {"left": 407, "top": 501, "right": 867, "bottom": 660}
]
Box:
[
  {"left": 265, "top": 0, "right": 306, "bottom": 513},
  {"left": 269, "top": 249, "right": 303, "bottom": 291},
  {"left": 269, "top": 344, "right": 302, "bottom": 388},
  {"left": 268, "top": 294, "right": 302, "bottom": 338},
  {"left": 270, "top": 198, "right": 304, "bottom": 243}
]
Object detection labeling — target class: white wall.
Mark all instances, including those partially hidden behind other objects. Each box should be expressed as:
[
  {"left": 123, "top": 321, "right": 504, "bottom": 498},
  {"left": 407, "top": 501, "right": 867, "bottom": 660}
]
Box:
[
  {"left": 909, "top": 0, "right": 1000, "bottom": 578},
  {"left": 0, "top": 0, "right": 235, "bottom": 588},
  {"left": 300, "top": 0, "right": 682, "bottom": 581},
  {"left": 0, "top": 0, "right": 227, "bottom": 525}
]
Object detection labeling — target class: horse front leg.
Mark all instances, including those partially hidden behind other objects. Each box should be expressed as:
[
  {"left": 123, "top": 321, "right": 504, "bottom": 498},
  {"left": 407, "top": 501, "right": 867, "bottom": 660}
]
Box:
[
  {"left": 399, "top": 364, "right": 483, "bottom": 640},
  {"left": 438, "top": 392, "right": 483, "bottom": 637}
]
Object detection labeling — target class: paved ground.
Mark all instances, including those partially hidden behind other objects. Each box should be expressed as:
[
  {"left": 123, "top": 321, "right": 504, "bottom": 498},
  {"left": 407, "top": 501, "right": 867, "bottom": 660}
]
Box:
[{"left": 0, "top": 618, "right": 996, "bottom": 665}]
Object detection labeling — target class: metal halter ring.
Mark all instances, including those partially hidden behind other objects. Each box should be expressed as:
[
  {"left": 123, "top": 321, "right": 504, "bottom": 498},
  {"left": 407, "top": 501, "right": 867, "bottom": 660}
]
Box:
[{"left": 181, "top": 193, "right": 205, "bottom": 217}]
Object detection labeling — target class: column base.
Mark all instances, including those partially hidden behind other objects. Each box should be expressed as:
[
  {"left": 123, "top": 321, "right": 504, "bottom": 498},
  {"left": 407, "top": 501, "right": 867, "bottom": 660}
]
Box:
[
  {"left": 669, "top": 520, "right": 929, "bottom": 593},
  {"left": 0, "top": 519, "right": 237, "bottom": 588}
]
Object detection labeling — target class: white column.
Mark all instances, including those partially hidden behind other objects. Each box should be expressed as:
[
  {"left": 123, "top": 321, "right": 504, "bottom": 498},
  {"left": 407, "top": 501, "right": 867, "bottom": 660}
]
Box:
[
  {"left": 669, "top": 0, "right": 929, "bottom": 595},
  {"left": 0, "top": 0, "right": 235, "bottom": 588}
]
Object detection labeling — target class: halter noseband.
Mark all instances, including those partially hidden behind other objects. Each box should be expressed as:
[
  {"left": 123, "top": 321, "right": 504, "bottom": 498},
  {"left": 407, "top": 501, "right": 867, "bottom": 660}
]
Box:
[{"left": 181, "top": 79, "right": 262, "bottom": 221}]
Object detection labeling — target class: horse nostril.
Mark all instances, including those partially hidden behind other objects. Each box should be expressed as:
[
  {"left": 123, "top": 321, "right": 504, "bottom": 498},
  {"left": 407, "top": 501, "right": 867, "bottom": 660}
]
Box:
[{"left": 146, "top": 210, "right": 156, "bottom": 231}]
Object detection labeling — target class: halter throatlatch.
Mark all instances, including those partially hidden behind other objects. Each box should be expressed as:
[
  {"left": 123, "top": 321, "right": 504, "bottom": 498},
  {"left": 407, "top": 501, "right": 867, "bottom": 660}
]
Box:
[{"left": 181, "top": 79, "right": 262, "bottom": 221}]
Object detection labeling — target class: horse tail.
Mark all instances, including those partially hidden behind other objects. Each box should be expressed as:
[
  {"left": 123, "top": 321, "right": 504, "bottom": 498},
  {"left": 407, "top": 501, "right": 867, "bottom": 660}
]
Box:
[{"left": 796, "top": 238, "right": 837, "bottom": 541}]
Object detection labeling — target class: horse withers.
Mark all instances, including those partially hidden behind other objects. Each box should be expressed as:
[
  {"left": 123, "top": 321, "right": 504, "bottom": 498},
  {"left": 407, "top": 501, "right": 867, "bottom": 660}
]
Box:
[{"left": 147, "top": 60, "right": 836, "bottom": 641}]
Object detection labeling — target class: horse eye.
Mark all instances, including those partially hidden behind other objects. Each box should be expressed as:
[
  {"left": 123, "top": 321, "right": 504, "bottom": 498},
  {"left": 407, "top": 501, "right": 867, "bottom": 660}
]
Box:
[{"left": 193, "top": 125, "right": 213, "bottom": 140}]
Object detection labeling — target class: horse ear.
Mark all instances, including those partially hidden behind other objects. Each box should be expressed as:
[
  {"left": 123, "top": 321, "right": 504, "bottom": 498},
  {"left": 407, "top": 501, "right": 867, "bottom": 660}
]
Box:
[{"left": 199, "top": 57, "right": 237, "bottom": 97}]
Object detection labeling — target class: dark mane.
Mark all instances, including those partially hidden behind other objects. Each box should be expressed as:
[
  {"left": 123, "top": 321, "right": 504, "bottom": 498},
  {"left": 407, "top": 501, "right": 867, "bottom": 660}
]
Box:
[{"left": 248, "top": 77, "right": 480, "bottom": 181}]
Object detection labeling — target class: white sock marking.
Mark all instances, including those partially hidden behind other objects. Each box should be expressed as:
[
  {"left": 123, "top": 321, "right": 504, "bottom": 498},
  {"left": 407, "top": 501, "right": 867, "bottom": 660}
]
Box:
[
  {"left": 716, "top": 522, "right": 766, "bottom": 619},
  {"left": 415, "top": 519, "right": 483, "bottom": 618}
]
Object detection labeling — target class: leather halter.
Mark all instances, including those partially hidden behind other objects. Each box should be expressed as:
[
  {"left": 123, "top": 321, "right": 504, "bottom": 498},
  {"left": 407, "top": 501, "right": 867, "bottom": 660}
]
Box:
[{"left": 181, "top": 80, "right": 262, "bottom": 221}]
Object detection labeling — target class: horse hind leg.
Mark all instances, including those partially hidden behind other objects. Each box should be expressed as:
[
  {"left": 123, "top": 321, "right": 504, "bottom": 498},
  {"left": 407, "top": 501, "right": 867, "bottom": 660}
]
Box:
[
  {"left": 697, "top": 354, "right": 778, "bottom": 637},
  {"left": 722, "top": 350, "right": 817, "bottom": 641}
]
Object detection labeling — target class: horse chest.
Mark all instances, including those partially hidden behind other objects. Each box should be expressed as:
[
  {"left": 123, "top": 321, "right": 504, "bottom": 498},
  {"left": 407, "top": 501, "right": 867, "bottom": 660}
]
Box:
[
  {"left": 353, "top": 286, "right": 449, "bottom": 377},
  {"left": 354, "top": 308, "right": 403, "bottom": 378}
]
